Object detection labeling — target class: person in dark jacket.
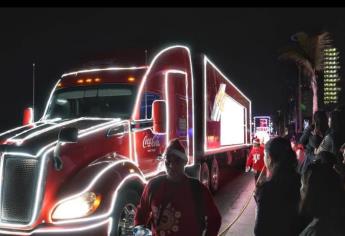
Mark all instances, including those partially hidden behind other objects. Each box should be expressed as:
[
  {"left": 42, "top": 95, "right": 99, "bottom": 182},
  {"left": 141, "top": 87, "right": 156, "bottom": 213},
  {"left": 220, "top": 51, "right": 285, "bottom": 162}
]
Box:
[
  {"left": 299, "top": 161, "right": 345, "bottom": 236},
  {"left": 316, "top": 109, "right": 345, "bottom": 158},
  {"left": 299, "top": 111, "right": 328, "bottom": 174},
  {"left": 254, "top": 137, "right": 301, "bottom": 236}
]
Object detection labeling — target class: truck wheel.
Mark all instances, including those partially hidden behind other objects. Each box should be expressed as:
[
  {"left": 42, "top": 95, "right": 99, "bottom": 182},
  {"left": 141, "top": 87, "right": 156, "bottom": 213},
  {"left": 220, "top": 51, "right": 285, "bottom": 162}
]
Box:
[
  {"left": 210, "top": 158, "right": 219, "bottom": 193},
  {"left": 111, "top": 189, "right": 141, "bottom": 236},
  {"left": 200, "top": 162, "right": 210, "bottom": 189}
]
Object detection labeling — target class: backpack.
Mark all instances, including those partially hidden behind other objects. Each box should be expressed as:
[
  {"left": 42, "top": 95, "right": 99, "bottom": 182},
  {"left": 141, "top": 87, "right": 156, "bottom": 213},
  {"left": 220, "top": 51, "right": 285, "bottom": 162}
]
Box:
[{"left": 147, "top": 175, "right": 206, "bottom": 234}]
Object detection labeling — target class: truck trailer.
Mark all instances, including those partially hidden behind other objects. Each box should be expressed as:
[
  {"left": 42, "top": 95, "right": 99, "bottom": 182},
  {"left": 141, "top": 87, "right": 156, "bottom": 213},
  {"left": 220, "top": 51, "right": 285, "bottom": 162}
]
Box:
[{"left": 0, "top": 45, "right": 251, "bottom": 235}]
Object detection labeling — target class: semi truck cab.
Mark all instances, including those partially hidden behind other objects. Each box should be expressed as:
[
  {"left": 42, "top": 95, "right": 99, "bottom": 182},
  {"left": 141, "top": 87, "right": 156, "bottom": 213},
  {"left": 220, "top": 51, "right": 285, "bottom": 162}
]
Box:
[{"left": 0, "top": 45, "right": 251, "bottom": 235}]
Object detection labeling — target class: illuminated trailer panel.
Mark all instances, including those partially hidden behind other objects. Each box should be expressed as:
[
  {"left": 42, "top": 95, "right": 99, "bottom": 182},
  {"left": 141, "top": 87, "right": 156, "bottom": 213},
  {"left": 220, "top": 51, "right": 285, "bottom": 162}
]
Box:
[{"left": 203, "top": 57, "right": 251, "bottom": 155}]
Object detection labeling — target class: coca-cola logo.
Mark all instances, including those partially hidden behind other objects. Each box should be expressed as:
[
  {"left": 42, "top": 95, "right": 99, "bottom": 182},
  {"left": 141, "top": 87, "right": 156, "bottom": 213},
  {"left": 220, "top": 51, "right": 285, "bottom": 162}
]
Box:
[{"left": 143, "top": 135, "right": 160, "bottom": 149}]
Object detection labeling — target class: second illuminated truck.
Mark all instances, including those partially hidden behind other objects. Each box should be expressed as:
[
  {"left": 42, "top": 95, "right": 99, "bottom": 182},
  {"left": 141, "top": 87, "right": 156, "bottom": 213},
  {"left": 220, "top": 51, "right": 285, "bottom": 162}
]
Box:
[{"left": 0, "top": 45, "right": 251, "bottom": 235}]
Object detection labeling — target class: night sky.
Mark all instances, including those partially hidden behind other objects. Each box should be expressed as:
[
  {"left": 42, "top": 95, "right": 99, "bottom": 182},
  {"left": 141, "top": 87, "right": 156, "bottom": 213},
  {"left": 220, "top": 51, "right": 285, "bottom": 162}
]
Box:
[{"left": 1, "top": 8, "right": 344, "bottom": 132}]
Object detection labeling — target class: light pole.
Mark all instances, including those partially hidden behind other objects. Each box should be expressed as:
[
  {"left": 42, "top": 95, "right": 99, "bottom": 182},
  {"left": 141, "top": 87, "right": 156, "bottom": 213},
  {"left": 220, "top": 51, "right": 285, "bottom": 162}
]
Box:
[
  {"left": 32, "top": 62, "right": 35, "bottom": 122},
  {"left": 297, "top": 65, "right": 302, "bottom": 133}
]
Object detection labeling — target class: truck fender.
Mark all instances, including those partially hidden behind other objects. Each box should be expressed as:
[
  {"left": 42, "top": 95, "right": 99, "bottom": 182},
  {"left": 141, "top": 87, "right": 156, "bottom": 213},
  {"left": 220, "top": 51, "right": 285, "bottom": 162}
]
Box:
[{"left": 50, "top": 155, "right": 146, "bottom": 224}]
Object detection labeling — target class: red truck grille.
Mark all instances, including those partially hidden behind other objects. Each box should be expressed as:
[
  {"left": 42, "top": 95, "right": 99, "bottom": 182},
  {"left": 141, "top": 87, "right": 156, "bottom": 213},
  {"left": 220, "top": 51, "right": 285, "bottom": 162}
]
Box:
[{"left": 0, "top": 156, "right": 40, "bottom": 224}]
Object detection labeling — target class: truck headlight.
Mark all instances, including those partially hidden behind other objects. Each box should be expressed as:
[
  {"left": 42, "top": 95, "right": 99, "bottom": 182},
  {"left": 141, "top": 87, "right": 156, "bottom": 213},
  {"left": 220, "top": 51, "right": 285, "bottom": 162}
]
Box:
[{"left": 52, "top": 192, "right": 101, "bottom": 220}]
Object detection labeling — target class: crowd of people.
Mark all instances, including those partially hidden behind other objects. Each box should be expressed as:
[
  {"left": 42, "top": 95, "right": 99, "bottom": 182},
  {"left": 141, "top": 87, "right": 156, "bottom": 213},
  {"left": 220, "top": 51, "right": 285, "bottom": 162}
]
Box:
[
  {"left": 132, "top": 106, "right": 345, "bottom": 236},
  {"left": 253, "top": 107, "right": 345, "bottom": 236}
]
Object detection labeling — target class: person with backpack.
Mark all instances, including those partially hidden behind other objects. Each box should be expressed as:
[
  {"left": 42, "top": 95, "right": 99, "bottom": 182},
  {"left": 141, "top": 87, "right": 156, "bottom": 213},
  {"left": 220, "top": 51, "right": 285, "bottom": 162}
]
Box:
[{"left": 134, "top": 138, "right": 221, "bottom": 236}]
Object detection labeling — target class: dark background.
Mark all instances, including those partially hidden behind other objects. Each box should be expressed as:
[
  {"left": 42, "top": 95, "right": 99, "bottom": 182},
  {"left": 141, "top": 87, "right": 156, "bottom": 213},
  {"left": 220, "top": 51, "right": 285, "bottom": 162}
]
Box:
[{"left": 1, "top": 8, "right": 344, "bottom": 132}]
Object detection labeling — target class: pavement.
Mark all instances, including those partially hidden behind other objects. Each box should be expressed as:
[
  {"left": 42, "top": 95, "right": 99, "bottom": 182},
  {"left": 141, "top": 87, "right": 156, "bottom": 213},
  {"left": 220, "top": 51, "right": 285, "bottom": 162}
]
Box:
[{"left": 214, "top": 168, "right": 256, "bottom": 236}]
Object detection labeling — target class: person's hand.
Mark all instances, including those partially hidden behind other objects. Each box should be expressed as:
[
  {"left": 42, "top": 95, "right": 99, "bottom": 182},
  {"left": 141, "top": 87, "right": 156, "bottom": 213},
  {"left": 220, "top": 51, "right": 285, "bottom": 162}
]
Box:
[
  {"left": 133, "top": 225, "right": 152, "bottom": 236},
  {"left": 313, "top": 128, "right": 324, "bottom": 138},
  {"left": 245, "top": 166, "right": 250, "bottom": 172},
  {"left": 296, "top": 150, "right": 301, "bottom": 160}
]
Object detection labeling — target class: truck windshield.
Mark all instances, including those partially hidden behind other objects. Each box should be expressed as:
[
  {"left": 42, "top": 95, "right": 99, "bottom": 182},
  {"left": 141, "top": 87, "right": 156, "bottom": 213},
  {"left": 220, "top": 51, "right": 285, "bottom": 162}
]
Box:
[{"left": 45, "top": 84, "right": 137, "bottom": 119}]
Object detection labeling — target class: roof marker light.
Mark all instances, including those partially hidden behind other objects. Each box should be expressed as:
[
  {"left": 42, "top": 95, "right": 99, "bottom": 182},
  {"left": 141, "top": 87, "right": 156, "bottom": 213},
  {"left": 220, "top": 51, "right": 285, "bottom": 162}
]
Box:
[
  {"left": 128, "top": 76, "right": 136, "bottom": 82},
  {"left": 61, "top": 66, "right": 148, "bottom": 78}
]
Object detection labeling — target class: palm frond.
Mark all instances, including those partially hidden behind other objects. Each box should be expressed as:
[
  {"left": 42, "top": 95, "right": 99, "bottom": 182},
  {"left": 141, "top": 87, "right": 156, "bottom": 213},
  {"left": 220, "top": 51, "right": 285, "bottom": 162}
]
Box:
[
  {"left": 292, "top": 32, "right": 312, "bottom": 59},
  {"left": 279, "top": 50, "right": 314, "bottom": 78}
]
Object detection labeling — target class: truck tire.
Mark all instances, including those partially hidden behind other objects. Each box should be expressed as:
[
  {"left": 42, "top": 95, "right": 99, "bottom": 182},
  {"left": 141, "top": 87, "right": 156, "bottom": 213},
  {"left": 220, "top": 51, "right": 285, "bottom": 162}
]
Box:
[
  {"left": 200, "top": 162, "right": 210, "bottom": 189},
  {"left": 111, "top": 189, "right": 141, "bottom": 236},
  {"left": 210, "top": 158, "right": 219, "bottom": 193}
]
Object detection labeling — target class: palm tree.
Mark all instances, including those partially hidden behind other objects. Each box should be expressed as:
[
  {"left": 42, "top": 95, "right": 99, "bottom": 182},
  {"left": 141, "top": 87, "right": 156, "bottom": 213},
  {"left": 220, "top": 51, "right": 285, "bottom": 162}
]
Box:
[{"left": 279, "top": 32, "right": 331, "bottom": 115}]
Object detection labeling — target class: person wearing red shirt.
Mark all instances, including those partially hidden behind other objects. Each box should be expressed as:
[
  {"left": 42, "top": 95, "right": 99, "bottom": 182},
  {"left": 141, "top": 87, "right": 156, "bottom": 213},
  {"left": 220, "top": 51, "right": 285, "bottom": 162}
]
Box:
[
  {"left": 134, "top": 139, "right": 221, "bottom": 236},
  {"left": 246, "top": 138, "right": 265, "bottom": 181}
]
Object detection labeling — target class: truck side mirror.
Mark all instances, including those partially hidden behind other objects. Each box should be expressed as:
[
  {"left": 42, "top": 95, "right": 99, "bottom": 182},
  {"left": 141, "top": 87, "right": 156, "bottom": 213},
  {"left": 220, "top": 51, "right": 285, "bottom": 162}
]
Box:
[
  {"left": 152, "top": 101, "right": 166, "bottom": 134},
  {"left": 58, "top": 127, "right": 78, "bottom": 143},
  {"left": 53, "top": 127, "right": 78, "bottom": 171},
  {"left": 22, "top": 107, "right": 34, "bottom": 125}
]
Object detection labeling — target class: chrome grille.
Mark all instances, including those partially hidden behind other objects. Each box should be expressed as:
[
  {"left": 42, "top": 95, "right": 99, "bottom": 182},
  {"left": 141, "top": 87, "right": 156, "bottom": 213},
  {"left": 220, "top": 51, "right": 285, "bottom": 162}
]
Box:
[{"left": 0, "top": 156, "right": 40, "bottom": 224}]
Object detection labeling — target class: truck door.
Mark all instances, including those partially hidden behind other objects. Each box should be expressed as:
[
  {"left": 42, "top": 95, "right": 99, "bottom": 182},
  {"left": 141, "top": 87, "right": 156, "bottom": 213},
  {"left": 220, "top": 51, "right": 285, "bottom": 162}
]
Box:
[
  {"left": 134, "top": 92, "right": 165, "bottom": 174},
  {"left": 165, "top": 72, "right": 188, "bottom": 148}
]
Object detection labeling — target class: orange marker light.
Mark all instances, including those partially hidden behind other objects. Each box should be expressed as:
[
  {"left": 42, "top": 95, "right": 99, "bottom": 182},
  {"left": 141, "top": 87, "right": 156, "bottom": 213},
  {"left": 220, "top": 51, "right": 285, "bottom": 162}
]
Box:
[
  {"left": 86, "top": 78, "right": 92, "bottom": 83},
  {"left": 94, "top": 77, "right": 101, "bottom": 82},
  {"left": 77, "top": 79, "right": 84, "bottom": 84},
  {"left": 128, "top": 77, "right": 136, "bottom": 82}
]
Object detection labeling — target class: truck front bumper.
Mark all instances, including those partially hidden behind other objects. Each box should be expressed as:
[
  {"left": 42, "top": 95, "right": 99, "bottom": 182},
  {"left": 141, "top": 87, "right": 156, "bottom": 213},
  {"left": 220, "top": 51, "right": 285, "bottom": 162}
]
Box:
[{"left": 0, "top": 218, "right": 112, "bottom": 236}]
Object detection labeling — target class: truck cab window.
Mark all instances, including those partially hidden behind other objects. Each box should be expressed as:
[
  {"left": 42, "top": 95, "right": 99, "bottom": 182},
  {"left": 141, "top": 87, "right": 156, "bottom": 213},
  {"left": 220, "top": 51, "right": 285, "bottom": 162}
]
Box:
[
  {"left": 45, "top": 84, "right": 137, "bottom": 120},
  {"left": 140, "top": 92, "right": 161, "bottom": 120}
]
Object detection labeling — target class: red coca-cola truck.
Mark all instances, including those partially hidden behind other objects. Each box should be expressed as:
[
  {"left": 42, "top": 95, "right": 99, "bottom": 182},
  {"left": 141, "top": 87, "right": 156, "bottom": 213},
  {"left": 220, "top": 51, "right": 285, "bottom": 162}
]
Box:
[{"left": 0, "top": 45, "right": 251, "bottom": 235}]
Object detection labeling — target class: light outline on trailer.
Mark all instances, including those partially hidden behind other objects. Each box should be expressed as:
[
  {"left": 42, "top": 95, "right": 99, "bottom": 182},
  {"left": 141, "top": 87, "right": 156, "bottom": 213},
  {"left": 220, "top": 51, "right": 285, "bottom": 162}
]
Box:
[{"left": 203, "top": 56, "right": 252, "bottom": 154}]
